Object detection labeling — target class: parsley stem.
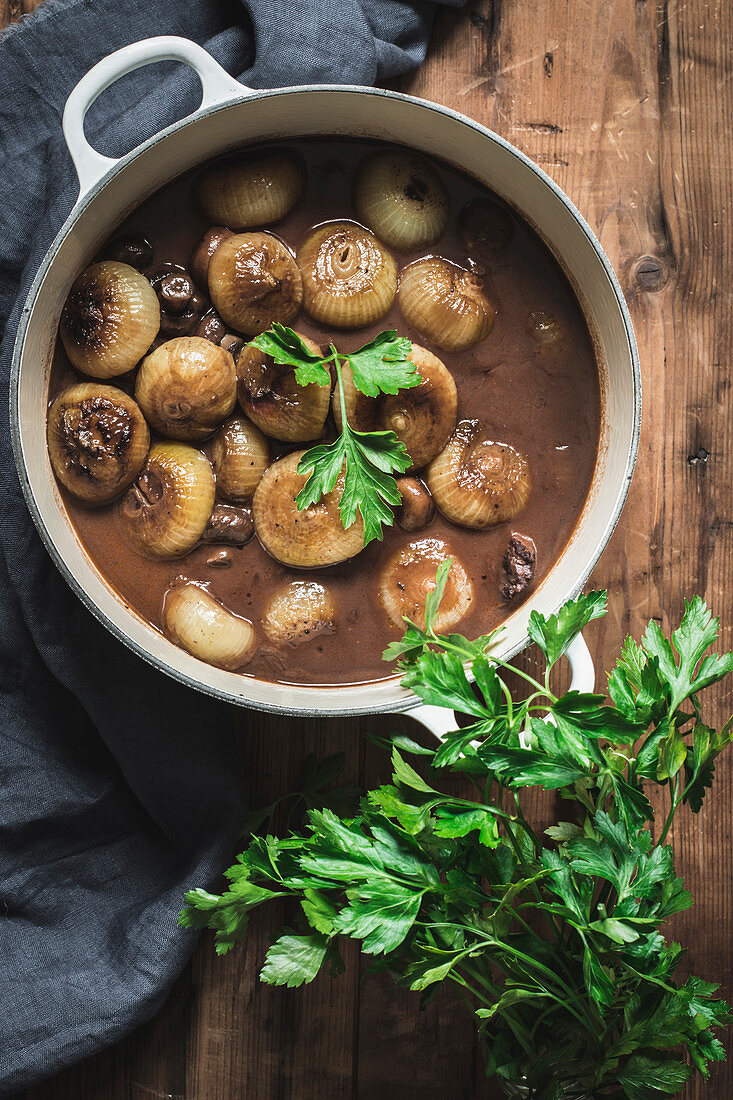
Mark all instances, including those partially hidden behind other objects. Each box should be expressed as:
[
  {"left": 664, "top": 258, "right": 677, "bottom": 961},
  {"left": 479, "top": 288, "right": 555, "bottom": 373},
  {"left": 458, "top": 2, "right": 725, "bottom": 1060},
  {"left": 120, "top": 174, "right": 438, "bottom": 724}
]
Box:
[
  {"left": 332, "top": 353, "right": 349, "bottom": 429},
  {"left": 656, "top": 773, "right": 681, "bottom": 847}
]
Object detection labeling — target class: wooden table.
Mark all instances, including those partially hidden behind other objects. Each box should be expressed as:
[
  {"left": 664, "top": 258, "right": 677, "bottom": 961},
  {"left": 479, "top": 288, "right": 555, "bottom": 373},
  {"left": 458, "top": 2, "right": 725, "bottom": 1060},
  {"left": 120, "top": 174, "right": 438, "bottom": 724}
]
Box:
[{"left": 5, "top": 1, "right": 733, "bottom": 1096}]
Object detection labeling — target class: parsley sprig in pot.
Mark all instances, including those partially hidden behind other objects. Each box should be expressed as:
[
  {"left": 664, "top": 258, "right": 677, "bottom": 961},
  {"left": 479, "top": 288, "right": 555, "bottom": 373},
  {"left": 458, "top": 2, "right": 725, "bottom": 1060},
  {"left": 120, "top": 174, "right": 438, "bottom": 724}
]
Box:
[{"left": 182, "top": 575, "right": 733, "bottom": 1099}]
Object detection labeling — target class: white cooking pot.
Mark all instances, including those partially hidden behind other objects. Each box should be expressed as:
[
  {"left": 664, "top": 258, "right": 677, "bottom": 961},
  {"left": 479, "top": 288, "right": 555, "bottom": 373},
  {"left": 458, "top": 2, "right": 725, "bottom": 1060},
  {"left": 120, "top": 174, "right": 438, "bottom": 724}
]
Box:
[{"left": 10, "top": 37, "right": 640, "bottom": 737}]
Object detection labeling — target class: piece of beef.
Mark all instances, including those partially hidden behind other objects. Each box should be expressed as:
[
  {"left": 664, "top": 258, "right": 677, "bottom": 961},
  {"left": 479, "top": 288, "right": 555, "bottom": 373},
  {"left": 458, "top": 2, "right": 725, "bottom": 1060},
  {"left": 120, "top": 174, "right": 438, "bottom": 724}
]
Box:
[{"left": 499, "top": 534, "right": 537, "bottom": 600}]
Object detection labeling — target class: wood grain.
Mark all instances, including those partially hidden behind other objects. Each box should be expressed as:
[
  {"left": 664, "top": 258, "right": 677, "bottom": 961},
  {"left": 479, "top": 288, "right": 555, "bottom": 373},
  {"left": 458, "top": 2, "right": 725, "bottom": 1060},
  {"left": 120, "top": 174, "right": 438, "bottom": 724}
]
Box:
[
  {"left": 6, "top": 1, "right": 733, "bottom": 1097},
  {"left": 0, "top": 0, "right": 42, "bottom": 28}
]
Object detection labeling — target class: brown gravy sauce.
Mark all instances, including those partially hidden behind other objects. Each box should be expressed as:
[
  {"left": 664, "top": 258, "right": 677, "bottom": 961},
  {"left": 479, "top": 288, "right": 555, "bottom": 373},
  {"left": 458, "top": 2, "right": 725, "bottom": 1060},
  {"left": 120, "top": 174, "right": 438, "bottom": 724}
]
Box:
[{"left": 49, "top": 140, "right": 601, "bottom": 686}]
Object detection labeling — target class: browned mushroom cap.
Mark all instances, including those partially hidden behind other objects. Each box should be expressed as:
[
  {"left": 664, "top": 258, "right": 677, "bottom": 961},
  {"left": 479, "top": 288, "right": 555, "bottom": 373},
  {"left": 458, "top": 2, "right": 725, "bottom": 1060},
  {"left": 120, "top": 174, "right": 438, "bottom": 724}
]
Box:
[
  {"left": 458, "top": 198, "right": 514, "bottom": 258},
  {"left": 236, "top": 332, "right": 330, "bottom": 443},
  {"left": 103, "top": 236, "right": 153, "bottom": 270},
  {"left": 47, "top": 383, "right": 150, "bottom": 505},
  {"left": 197, "top": 151, "right": 305, "bottom": 229},
  {"left": 396, "top": 476, "right": 435, "bottom": 532},
  {"left": 332, "top": 344, "right": 457, "bottom": 470},
  {"left": 59, "top": 261, "right": 160, "bottom": 378},
  {"left": 297, "top": 220, "right": 397, "bottom": 328},
  {"left": 378, "top": 537, "right": 474, "bottom": 631},
  {"left": 398, "top": 256, "right": 495, "bottom": 351},
  {"left": 425, "top": 419, "right": 531, "bottom": 528},
  {"left": 135, "top": 336, "right": 236, "bottom": 442},
  {"left": 189, "top": 226, "right": 234, "bottom": 288},
  {"left": 116, "top": 442, "right": 215, "bottom": 558},
  {"left": 208, "top": 231, "right": 303, "bottom": 335},
  {"left": 201, "top": 503, "right": 255, "bottom": 545},
  {"left": 252, "top": 450, "right": 364, "bottom": 568}
]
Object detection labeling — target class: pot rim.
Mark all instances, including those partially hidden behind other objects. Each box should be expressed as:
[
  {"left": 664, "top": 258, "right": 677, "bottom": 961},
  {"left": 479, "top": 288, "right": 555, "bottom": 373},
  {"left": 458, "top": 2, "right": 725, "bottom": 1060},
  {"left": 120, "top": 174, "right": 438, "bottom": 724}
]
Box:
[{"left": 10, "top": 83, "right": 641, "bottom": 717}]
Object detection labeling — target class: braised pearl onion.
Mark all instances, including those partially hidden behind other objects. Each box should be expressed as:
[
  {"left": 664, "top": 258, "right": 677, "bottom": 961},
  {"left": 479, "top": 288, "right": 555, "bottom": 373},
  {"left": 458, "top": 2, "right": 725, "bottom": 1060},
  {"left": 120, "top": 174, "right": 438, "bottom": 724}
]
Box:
[
  {"left": 210, "top": 415, "right": 270, "bottom": 502},
  {"left": 252, "top": 450, "right": 364, "bottom": 568},
  {"left": 426, "top": 419, "right": 531, "bottom": 528},
  {"left": 378, "top": 538, "right": 474, "bottom": 632},
  {"left": 163, "top": 582, "right": 255, "bottom": 669},
  {"left": 332, "top": 344, "right": 456, "bottom": 470},
  {"left": 47, "top": 383, "right": 150, "bottom": 505},
  {"left": 398, "top": 256, "right": 495, "bottom": 351},
  {"left": 209, "top": 232, "right": 303, "bottom": 335},
  {"left": 135, "top": 336, "right": 236, "bottom": 442},
  {"left": 59, "top": 261, "right": 160, "bottom": 378},
  {"left": 353, "top": 149, "right": 448, "bottom": 251},
  {"left": 236, "top": 332, "right": 329, "bottom": 443},
  {"left": 117, "top": 442, "right": 215, "bottom": 558},
  {"left": 197, "top": 151, "right": 305, "bottom": 229},
  {"left": 297, "top": 221, "right": 397, "bottom": 328},
  {"left": 263, "top": 580, "right": 337, "bottom": 647}
]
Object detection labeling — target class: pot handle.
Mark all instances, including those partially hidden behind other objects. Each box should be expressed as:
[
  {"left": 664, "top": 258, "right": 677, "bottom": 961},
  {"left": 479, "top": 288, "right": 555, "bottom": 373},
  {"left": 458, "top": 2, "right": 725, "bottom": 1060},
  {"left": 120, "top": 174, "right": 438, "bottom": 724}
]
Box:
[
  {"left": 409, "top": 633, "right": 595, "bottom": 742},
  {"left": 63, "top": 36, "right": 250, "bottom": 197}
]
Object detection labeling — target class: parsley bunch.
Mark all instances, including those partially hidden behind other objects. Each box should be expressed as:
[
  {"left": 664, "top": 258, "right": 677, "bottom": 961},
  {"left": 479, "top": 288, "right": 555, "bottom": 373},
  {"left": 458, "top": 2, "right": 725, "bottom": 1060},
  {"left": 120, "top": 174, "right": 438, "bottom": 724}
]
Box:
[
  {"left": 181, "top": 578, "right": 733, "bottom": 1099},
  {"left": 248, "top": 325, "right": 421, "bottom": 545}
]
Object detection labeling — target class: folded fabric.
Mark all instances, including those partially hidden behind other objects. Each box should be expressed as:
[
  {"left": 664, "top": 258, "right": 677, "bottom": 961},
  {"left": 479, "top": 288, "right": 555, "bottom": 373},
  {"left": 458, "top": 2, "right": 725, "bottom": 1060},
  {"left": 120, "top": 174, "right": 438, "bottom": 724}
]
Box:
[{"left": 0, "top": 0, "right": 461, "bottom": 1092}]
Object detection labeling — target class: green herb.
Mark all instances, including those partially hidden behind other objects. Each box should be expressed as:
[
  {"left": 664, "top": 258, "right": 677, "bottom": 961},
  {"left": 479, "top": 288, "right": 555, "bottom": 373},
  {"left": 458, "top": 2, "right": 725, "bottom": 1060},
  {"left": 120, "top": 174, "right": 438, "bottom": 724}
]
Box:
[
  {"left": 182, "top": 588, "right": 733, "bottom": 1098},
  {"left": 247, "top": 325, "right": 421, "bottom": 545}
]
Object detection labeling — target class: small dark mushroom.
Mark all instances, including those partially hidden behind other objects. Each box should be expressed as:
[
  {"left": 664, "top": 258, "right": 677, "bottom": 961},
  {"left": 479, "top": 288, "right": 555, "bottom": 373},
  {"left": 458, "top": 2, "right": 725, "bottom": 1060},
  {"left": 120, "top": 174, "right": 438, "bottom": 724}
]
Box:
[
  {"left": 157, "top": 271, "right": 195, "bottom": 314},
  {"left": 196, "top": 309, "right": 228, "bottom": 344},
  {"left": 221, "top": 333, "right": 245, "bottom": 360},
  {"left": 190, "top": 227, "right": 234, "bottom": 288},
  {"left": 458, "top": 198, "right": 514, "bottom": 258},
  {"left": 105, "top": 236, "right": 154, "bottom": 270},
  {"left": 149, "top": 263, "right": 206, "bottom": 336},
  {"left": 202, "top": 504, "right": 255, "bottom": 546},
  {"left": 499, "top": 533, "right": 537, "bottom": 601},
  {"left": 396, "top": 476, "right": 435, "bottom": 532}
]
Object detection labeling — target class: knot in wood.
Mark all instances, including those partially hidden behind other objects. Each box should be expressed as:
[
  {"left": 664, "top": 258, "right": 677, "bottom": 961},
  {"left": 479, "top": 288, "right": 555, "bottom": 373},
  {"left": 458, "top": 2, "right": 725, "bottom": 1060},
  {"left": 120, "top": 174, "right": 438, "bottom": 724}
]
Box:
[{"left": 633, "top": 254, "right": 668, "bottom": 292}]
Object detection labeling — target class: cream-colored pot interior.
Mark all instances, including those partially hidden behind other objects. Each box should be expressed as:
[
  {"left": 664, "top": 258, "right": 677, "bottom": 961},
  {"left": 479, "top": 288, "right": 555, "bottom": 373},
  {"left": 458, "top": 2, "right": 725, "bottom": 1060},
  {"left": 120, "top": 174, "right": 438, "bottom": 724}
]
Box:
[{"left": 11, "top": 41, "right": 640, "bottom": 717}]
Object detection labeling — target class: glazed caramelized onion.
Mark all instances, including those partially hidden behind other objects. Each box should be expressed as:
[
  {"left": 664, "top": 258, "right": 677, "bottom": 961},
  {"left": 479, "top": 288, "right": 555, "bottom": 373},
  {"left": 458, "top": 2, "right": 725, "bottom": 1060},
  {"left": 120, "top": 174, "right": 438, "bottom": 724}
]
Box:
[
  {"left": 297, "top": 220, "right": 397, "bottom": 328},
  {"left": 210, "top": 415, "right": 270, "bottom": 502},
  {"left": 117, "top": 442, "right": 215, "bottom": 558},
  {"left": 163, "top": 582, "right": 255, "bottom": 669},
  {"left": 47, "top": 383, "right": 149, "bottom": 505},
  {"left": 237, "top": 332, "right": 329, "bottom": 442},
  {"left": 197, "top": 151, "right": 305, "bottom": 229},
  {"left": 378, "top": 538, "right": 474, "bottom": 631},
  {"left": 263, "top": 580, "right": 337, "bottom": 647},
  {"left": 426, "top": 419, "right": 531, "bottom": 528},
  {"left": 353, "top": 149, "right": 448, "bottom": 251},
  {"left": 208, "top": 231, "right": 303, "bottom": 335},
  {"left": 332, "top": 344, "right": 456, "bottom": 470},
  {"left": 398, "top": 256, "right": 495, "bottom": 351},
  {"left": 252, "top": 450, "right": 364, "bottom": 568},
  {"left": 59, "top": 261, "right": 160, "bottom": 378},
  {"left": 135, "top": 336, "right": 236, "bottom": 441},
  {"left": 458, "top": 198, "right": 514, "bottom": 258},
  {"left": 528, "top": 310, "right": 563, "bottom": 346}
]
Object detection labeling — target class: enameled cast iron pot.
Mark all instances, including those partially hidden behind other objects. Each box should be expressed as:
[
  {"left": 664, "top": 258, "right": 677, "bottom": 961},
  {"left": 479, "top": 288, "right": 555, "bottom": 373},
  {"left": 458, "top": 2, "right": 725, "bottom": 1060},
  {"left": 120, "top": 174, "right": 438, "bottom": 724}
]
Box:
[{"left": 10, "top": 37, "right": 641, "bottom": 738}]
